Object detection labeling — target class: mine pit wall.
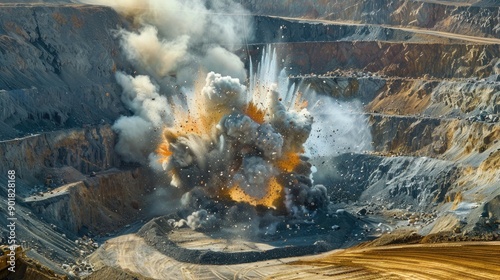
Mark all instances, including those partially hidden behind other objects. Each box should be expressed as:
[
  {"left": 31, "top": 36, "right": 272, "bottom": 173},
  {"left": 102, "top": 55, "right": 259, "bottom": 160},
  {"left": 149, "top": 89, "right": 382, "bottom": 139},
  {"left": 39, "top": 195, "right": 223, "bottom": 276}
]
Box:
[
  {"left": 239, "top": 0, "right": 500, "bottom": 39},
  {"left": 291, "top": 76, "right": 387, "bottom": 104},
  {"left": 428, "top": 81, "right": 500, "bottom": 115},
  {"left": 300, "top": 76, "right": 436, "bottom": 113},
  {"left": 0, "top": 4, "right": 130, "bottom": 140},
  {"left": 369, "top": 115, "right": 500, "bottom": 163},
  {"left": 369, "top": 115, "right": 444, "bottom": 156},
  {"left": 251, "top": 16, "right": 451, "bottom": 44},
  {"left": 0, "top": 125, "right": 119, "bottom": 182},
  {"left": 0, "top": 124, "right": 156, "bottom": 236},
  {"left": 27, "top": 168, "right": 154, "bottom": 235},
  {"left": 300, "top": 77, "right": 499, "bottom": 117},
  {"left": 255, "top": 42, "right": 500, "bottom": 79},
  {"left": 316, "top": 153, "right": 460, "bottom": 211},
  {"left": 369, "top": 115, "right": 500, "bottom": 196},
  {"left": 295, "top": 73, "right": 499, "bottom": 230},
  {"left": 294, "top": 75, "right": 499, "bottom": 164}
]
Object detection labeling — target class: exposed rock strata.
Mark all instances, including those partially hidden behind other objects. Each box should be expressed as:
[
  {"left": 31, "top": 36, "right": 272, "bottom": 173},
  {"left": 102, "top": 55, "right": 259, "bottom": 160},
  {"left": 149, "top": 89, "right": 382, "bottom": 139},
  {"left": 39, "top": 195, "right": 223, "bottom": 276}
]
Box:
[
  {"left": 239, "top": 0, "right": 500, "bottom": 38},
  {"left": 0, "top": 4, "right": 130, "bottom": 140}
]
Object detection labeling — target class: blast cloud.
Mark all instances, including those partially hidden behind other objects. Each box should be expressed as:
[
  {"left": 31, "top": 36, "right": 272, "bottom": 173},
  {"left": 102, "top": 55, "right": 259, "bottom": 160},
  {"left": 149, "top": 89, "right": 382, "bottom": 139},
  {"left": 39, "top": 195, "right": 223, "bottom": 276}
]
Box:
[
  {"left": 152, "top": 48, "right": 333, "bottom": 226},
  {"left": 88, "top": 0, "right": 373, "bottom": 234}
]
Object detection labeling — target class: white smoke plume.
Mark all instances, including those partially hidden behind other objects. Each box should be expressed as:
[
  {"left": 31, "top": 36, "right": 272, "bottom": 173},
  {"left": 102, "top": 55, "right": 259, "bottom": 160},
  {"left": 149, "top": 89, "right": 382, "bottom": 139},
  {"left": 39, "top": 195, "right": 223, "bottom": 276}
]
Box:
[
  {"left": 201, "top": 47, "right": 247, "bottom": 82},
  {"left": 112, "top": 72, "right": 172, "bottom": 162},
  {"left": 86, "top": 0, "right": 252, "bottom": 164},
  {"left": 115, "top": 72, "right": 171, "bottom": 126},
  {"left": 81, "top": 0, "right": 253, "bottom": 166},
  {"left": 118, "top": 25, "right": 189, "bottom": 77},
  {"left": 202, "top": 72, "right": 247, "bottom": 110},
  {"left": 112, "top": 116, "right": 151, "bottom": 162}
]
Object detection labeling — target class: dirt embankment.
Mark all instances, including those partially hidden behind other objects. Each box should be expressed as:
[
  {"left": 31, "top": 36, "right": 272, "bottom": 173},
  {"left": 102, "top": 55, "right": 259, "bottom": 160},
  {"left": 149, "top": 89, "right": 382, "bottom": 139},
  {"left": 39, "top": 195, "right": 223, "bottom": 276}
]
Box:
[
  {"left": 287, "top": 241, "right": 500, "bottom": 280},
  {"left": 87, "top": 233, "right": 500, "bottom": 280}
]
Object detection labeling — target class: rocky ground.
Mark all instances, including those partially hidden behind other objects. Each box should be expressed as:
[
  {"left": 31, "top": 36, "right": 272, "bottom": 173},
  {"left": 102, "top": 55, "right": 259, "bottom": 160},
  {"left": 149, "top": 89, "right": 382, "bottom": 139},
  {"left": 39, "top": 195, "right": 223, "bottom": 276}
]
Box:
[{"left": 0, "top": 0, "right": 499, "bottom": 279}]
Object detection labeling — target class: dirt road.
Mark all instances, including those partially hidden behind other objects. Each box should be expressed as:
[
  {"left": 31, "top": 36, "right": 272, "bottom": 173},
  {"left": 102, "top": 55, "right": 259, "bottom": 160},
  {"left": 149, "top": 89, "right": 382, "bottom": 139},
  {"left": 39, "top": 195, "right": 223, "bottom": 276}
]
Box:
[
  {"left": 90, "top": 235, "right": 500, "bottom": 280},
  {"left": 272, "top": 16, "right": 500, "bottom": 45}
]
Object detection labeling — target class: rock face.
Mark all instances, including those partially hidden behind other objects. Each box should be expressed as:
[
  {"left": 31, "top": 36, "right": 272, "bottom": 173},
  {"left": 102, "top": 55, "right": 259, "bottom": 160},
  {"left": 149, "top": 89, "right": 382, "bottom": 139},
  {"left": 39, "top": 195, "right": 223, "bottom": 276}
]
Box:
[
  {"left": 0, "top": 125, "right": 155, "bottom": 265},
  {"left": 239, "top": 0, "right": 500, "bottom": 38},
  {"left": 0, "top": 125, "right": 119, "bottom": 180},
  {"left": 0, "top": 3, "right": 160, "bottom": 272},
  {"left": 248, "top": 42, "right": 500, "bottom": 79},
  {"left": 302, "top": 76, "right": 500, "bottom": 117},
  {"left": 0, "top": 4, "right": 130, "bottom": 140},
  {"left": 26, "top": 168, "right": 154, "bottom": 235},
  {"left": 252, "top": 16, "right": 462, "bottom": 44}
]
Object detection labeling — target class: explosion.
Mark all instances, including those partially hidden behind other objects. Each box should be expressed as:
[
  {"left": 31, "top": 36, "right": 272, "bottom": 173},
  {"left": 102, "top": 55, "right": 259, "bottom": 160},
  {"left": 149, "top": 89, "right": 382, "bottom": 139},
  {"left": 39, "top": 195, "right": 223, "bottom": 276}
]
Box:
[
  {"left": 155, "top": 47, "right": 325, "bottom": 215},
  {"left": 100, "top": 0, "right": 372, "bottom": 232}
]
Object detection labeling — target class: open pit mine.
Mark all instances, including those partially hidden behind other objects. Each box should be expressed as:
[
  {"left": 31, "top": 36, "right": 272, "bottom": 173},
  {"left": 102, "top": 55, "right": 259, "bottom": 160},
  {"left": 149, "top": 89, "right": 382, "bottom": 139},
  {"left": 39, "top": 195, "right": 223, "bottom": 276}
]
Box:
[{"left": 1, "top": 0, "right": 500, "bottom": 279}]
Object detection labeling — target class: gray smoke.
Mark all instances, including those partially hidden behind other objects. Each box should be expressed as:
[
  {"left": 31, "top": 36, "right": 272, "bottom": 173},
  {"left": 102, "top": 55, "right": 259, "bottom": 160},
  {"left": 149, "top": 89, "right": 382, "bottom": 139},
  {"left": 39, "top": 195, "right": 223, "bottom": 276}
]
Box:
[
  {"left": 112, "top": 72, "right": 172, "bottom": 163},
  {"left": 222, "top": 114, "right": 260, "bottom": 144},
  {"left": 269, "top": 90, "right": 313, "bottom": 152},
  {"left": 174, "top": 209, "right": 218, "bottom": 231},
  {"left": 232, "top": 157, "right": 276, "bottom": 199}
]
